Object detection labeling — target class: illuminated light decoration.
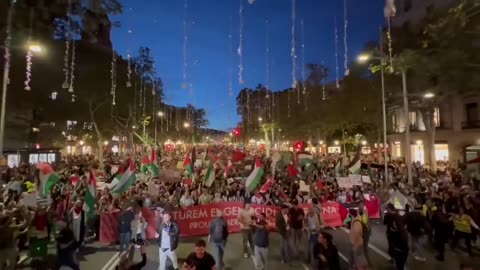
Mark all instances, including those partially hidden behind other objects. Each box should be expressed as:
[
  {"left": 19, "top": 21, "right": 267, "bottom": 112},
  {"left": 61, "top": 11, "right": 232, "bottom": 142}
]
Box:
[
  {"left": 182, "top": 0, "right": 189, "bottom": 89},
  {"left": 265, "top": 18, "right": 270, "bottom": 99},
  {"left": 24, "top": 50, "right": 32, "bottom": 91},
  {"left": 334, "top": 16, "right": 340, "bottom": 89},
  {"left": 62, "top": 0, "right": 72, "bottom": 89},
  {"left": 300, "top": 18, "right": 307, "bottom": 112},
  {"left": 126, "top": 28, "right": 133, "bottom": 88},
  {"left": 237, "top": 0, "right": 244, "bottom": 84},
  {"left": 71, "top": 94, "right": 76, "bottom": 103},
  {"left": 228, "top": 17, "right": 234, "bottom": 96},
  {"left": 51, "top": 91, "right": 57, "bottom": 100},
  {"left": 68, "top": 39, "right": 76, "bottom": 93},
  {"left": 110, "top": 50, "right": 117, "bottom": 105},
  {"left": 288, "top": 0, "right": 297, "bottom": 118},
  {"left": 3, "top": 0, "right": 14, "bottom": 90},
  {"left": 384, "top": 0, "right": 396, "bottom": 70},
  {"left": 343, "top": 0, "right": 349, "bottom": 76},
  {"left": 294, "top": 141, "right": 303, "bottom": 151}
]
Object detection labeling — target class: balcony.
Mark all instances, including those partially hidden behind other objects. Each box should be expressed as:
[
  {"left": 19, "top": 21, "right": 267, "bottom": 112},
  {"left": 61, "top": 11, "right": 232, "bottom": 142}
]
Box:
[{"left": 462, "top": 120, "right": 480, "bottom": 129}]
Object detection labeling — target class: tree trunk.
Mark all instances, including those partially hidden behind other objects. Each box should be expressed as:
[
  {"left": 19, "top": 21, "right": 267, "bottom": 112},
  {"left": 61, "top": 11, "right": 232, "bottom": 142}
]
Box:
[
  {"left": 97, "top": 140, "right": 104, "bottom": 170},
  {"left": 422, "top": 108, "right": 437, "bottom": 172}
]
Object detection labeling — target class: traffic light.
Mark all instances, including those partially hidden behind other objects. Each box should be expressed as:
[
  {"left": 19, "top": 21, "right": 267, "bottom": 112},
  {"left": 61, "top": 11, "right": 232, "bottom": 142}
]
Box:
[{"left": 233, "top": 128, "right": 241, "bottom": 137}]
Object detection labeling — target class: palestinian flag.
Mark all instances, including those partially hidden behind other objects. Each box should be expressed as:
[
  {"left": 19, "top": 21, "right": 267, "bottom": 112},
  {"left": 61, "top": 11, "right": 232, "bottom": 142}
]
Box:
[
  {"left": 149, "top": 149, "right": 160, "bottom": 177},
  {"left": 224, "top": 159, "right": 233, "bottom": 178},
  {"left": 84, "top": 169, "right": 97, "bottom": 220},
  {"left": 36, "top": 163, "right": 60, "bottom": 197},
  {"left": 288, "top": 164, "right": 299, "bottom": 177},
  {"left": 246, "top": 159, "right": 264, "bottom": 192},
  {"left": 141, "top": 156, "right": 150, "bottom": 174},
  {"left": 259, "top": 176, "right": 275, "bottom": 193},
  {"left": 112, "top": 159, "right": 136, "bottom": 194},
  {"left": 183, "top": 153, "right": 194, "bottom": 180},
  {"left": 231, "top": 151, "right": 246, "bottom": 162},
  {"left": 204, "top": 164, "right": 215, "bottom": 187},
  {"left": 348, "top": 151, "right": 361, "bottom": 174},
  {"left": 297, "top": 151, "right": 314, "bottom": 166}
]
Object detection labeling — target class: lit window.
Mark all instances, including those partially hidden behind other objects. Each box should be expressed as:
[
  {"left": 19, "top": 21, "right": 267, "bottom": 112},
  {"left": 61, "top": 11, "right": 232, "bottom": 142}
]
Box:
[{"left": 433, "top": 107, "right": 440, "bottom": 127}]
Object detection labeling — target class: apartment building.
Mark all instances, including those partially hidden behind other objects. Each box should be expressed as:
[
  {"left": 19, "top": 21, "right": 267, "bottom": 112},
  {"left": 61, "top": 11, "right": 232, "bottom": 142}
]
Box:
[{"left": 387, "top": 0, "right": 480, "bottom": 165}]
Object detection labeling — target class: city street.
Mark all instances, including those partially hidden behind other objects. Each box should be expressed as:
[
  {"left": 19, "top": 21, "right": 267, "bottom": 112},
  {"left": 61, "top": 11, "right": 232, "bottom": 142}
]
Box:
[{"left": 17, "top": 220, "right": 479, "bottom": 270}]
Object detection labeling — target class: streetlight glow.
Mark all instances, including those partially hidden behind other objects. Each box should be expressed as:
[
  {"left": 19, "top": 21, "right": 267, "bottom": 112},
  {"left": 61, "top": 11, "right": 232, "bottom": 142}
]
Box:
[
  {"left": 423, "top": 92, "right": 435, "bottom": 99},
  {"left": 357, "top": 54, "right": 371, "bottom": 63},
  {"left": 183, "top": 122, "right": 190, "bottom": 128},
  {"left": 361, "top": 140, "right": 367, "bottom": 146},
  {"left": 334, "top": 140, "right": 339, "bottom": 146},
  {"left": 79, "top": 140, "right": 85, "bottom": 146},
  {"left": 258, "top": 117, "right": 263, "bottom": 122},
  {"left": 28, "top": 43, "right": 43, "bottom": 53},
  {"left": 104, "top": 140, "right": 109, "bottom": 146},
  {"left": 158, "top": 111, "right": 164, "bottom": 117}
]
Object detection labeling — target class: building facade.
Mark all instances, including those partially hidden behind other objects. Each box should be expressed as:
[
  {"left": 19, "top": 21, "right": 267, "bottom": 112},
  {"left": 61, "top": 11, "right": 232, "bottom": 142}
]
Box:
[{"left": 387, "top": 0, "right": 480, "bottom": 166}]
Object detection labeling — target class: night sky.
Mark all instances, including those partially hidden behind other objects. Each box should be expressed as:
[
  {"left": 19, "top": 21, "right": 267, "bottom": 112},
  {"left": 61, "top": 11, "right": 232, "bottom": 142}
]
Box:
[{"left": 111, "top": 0, "right": 385, "bottom": 130}]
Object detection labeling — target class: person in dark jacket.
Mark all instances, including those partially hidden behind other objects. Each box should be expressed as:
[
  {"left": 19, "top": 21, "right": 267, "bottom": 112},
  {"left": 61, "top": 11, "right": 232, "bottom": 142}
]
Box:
[
  {"left": 156, "top": 210, "right": 180, "bottom": 270},
  {"left": 54, "top": 225, "right": 82, "bottom": 270},
  {"left": 432, "top": 201, "right": 450, "bottom": 261},
  {"left": 275, "top": 205, "right": 290, "bottom": 263},
  {"left": 209, "top": 210, "right": 228, "bottom": 270},
  {"left": 253, "top": 213, "right": 269, "bottom": 270},
  {"left": 313, "top": 231, "right": 340, "bottom": 270},
  {"left": 390, "top": 214, "right": 409, "bottom": 270},
  {"left": 119, "top": 206, "right": 135, "bottom": 252},
  {"left": 405, "top": 205, "right": 427, "bottom": 262}
]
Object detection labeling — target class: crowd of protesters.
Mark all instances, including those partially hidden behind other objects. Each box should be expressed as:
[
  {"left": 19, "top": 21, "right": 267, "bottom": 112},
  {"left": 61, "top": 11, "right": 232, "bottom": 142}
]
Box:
[{"left": 0, "top": 145, "right": 479, "bottom": 270}]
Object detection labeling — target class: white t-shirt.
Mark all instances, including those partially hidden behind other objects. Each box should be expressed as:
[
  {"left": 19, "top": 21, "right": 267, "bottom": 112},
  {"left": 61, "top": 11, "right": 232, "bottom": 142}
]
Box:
[{"left": 238, "top": 208, "right": 255, "bottom": 229}]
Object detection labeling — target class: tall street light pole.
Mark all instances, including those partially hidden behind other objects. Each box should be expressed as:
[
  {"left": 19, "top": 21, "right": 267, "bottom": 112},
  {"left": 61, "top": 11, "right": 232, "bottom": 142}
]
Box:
[
  {"left": 402, "top": 70, "right": 413, "bottom": 184},
  {"left": 0, "top": 0, "right": 15, "bottom": 157}
]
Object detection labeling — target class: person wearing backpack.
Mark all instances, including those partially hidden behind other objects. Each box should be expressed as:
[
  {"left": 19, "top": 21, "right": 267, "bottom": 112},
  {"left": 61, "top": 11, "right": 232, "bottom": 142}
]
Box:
[{"left": 209, "top": 210, "right": 228, "bottom": 270}]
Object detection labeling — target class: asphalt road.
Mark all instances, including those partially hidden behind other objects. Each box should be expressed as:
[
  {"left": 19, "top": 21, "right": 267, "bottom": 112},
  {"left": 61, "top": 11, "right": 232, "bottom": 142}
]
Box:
[{"left": 17, "top": 221, "right": 480, "bottom": 270}]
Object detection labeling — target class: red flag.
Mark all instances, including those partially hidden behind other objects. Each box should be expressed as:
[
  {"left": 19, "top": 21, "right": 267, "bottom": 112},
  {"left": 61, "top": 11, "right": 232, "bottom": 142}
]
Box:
[
  {"left": 288, "top": 164, "right": 299, "bottom": 177},
  {"left": 260, "top": 177, "right": 275, "bottom": 193},
  {"left": 231, "top": 151, "right": 246, "bottom": 162},
  {"left": 183, "top": 153, "right": 192, "bottom": 167},
  {"left": 70, "top": 175, "right": 79, "bottom": 185},
  {"left": 316, "top": 180, "right": 324, "bottom": 190},
  {"left": 224, "top": 159, "right": 233, "bottom": 178},
  {"left": 88, "top": 169, "right": 97, "bottom": 187}
]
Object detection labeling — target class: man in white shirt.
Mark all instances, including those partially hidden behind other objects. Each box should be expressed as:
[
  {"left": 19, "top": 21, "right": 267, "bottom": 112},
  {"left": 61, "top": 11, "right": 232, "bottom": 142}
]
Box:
[
  {"left": 180, "top": 192, "right": 195, "bottom": 208},
  {"left": 237, "top": 203, "right": 255, "bottom": 258}
]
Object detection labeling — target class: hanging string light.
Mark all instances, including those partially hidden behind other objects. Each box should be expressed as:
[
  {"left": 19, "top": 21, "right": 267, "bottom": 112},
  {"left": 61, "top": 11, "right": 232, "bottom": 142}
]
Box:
[
  {"left": 384, "top": 0, "right": 396, "bottom": 71},
  {"left": 24, "top": 8, "right": 34, "bottom": 91},
  {"left": 228, "top": 17, "right": 233, "bottom": 97},
  {"left": 182, "top": 0, "right": 189, "bottom": 89},
  {"left": 51, "top": 91, "right": 58, "bottom": 100},
  {"left": 71, "top": 94, "right": 76, "bottom": 103},
  {"left": 265, "top": 18, "right": 270, "bottom": 99},
  {"left": 126, "top": 30, "right": 132, "bottom": 88},
  {"left": 334, "top": 16, "right": 340, "bottom": 89},
  {"left": 3, "top": 0, "right": 14, "bottom": 94},
  {"left": 343, "top": 0, "right": 349, "bottom": 76},
  {"left": 301, "top": 19, "right": 307, "bottom": 111},
  {"left": 24, "top": 50, "right": 32, "bottom": 91},
  {"left": 68, "top": 39, "right": 76, "bottom": 93},
  {"left": 110, "top": 50, "right": 117, "bottom": 105},
  {"left": 238, "top": 0, "right": 244, "bottom": 84},
  {"left": 62, "top": 0, "right": 72, "bottom": 89},
  {"left": 288, "top": 0, "right": 297, "bottom": 118}
]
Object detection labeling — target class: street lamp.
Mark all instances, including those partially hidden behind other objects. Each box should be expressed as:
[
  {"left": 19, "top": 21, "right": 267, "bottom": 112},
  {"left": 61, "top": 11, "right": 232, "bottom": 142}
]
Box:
[
  {"left": 103, "top": 140, "right": 109, "bottom": 146},
  {"left": 423, "top": 92, "right": 435, "bottom": 99},
  {"left": 357, "top": 46, "right": 389, "bottom": 184},
  {"left": 79, "top": 140, "right": 85, "bottom": 146},
  {"left": 155, "top": 111, "right": 165, "bottom": 145},
  {"left": 357, "top": 54, "right": 371, "bottom": 63},
  {"left": 361, "top": 140, "right": 367, "bottom": 146},
  {"left": 183, "top": 122, "right": 190, "bottom": 128},
  {"left": 334, "top": 140, "right": 339, "bottom": 146},
  {"left": 258, "top": 117, "right": 263, "bottom": 122},
  {"left": 28, "top": 43, "right": 43, "bottom": 53}
]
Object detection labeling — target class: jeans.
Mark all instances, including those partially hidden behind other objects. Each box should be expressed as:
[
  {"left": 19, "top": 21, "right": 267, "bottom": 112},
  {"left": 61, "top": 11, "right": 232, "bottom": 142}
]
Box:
[
  {"left": 290, "top": 229, "right": 304, "bottom": 259},
  {"left": 409, "top": 234, "right": 425, "bottom": 259},
  {"left": 119, "top": 231, "right": 131, "bottom": 252},
  {"left": 212, "top": 241, "right": 226, "bottom": 270},
  {"left": 279, "top": 235, "right": 290, "bottom": 263},
  {"left": 242, "top": 229, "right": 254, "bottom": 256},
  {"left": 254, "top": 246, "right": 268, "bottom": 270},
  {"left": 159, "top": 248, "right": 178, "bottom": 270},
  {"left": 307, "top": 232, "right": 318, "bottom": 264},
  {"left": 0, "top": 248, "right": 17, "bottom": 270}
]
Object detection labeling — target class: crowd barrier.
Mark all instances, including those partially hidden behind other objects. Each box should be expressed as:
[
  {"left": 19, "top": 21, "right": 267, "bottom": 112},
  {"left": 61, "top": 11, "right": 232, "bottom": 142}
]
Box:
[{"left": 99, "top": 196, "right": 380, "bottom": 244}]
